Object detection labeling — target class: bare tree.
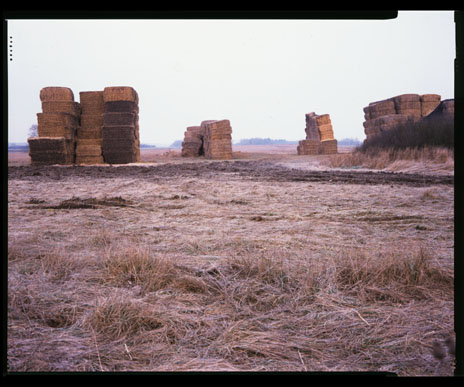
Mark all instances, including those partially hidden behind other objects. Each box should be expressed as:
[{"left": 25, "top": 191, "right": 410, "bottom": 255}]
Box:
[{"left": 28, "top": 124, "right": 38, "bottom": 137}]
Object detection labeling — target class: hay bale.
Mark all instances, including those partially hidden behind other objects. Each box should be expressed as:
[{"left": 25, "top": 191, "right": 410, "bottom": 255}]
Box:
[
  {"left": 102, "top": 151, "right": 137, "bottom": 164},
  {"left": 76, "top": 138, "right": 102, "bottom": 146},
  {"left": 103, "top": 87, "right": 138, "bottom": 102},
  {"left": 41, "top": 101, "right": 81, "bottom": 116},
  {"left": 40, "top": 87, "right": 74, "bottom": 102},
  {"left": 77, "top": 127, "right": 103, "bottom": 139},
  {"left": 80, "top": 114, "right": 103, "bottom": 129},
  {"left": 104, "top": 101, "right": 138, "bottom": 113},
  {"left": 101, "top": 139, "right": 137, "bottom": 153},
  {"left": 102, "top": 126, "right": 136, "bottom": 140},
  {"left": 79, "top": 91, "right": 105, "bottom": 114},
  {"left": 203, "top": 119, "right": 233, "bottom": 159},
  {"left": 317, "top": 123, "right": 334, "bottom": 141},
  {"left": 37, "top": 112, "right": 79, "bottom": 128},
  {"left": 297, "top": 139, "right": 319, "bottom": 155},
  {"left": 420, "top": 94, "right": 441, "bottom": 102},
  {"left": 27, "top": 137, "right": 75, "bottom": 165},
  {"left": 319, "top": 139, "right": 338, "bottom": 154},
  {"left": 103, "top": 112, "right": 137, "bottom": 126},
  {"left": 75, "top": 144, "right": 103, "bottom": 157}
]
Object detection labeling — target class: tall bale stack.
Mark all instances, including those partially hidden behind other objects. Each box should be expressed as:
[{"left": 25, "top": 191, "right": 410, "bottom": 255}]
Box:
[
  {"left": 102, "top": 87, "right": 140, "bottom": 164},
  {"left": 28, "top": 87, "right": 79, "bottom": 165},
  {"left": 76, "top": 91, "right": 105, "bottom": 164},
  {"left": 298, "top": 112, "right": 337, "bottom": 155},
  {"left": 203, "top": 120, "right": 233, "bottom": 160},
  {"left": 181, "top": 126, "right": 205, "bottom": 157}
]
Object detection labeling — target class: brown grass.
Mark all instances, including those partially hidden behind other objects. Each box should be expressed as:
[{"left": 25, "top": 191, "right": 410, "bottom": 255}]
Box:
[
  {"left": 7, "top": 147, "right": 454, "bottom": 374},
  {"left": 325, "top": 146, "right": 454, "bottom": 172}
]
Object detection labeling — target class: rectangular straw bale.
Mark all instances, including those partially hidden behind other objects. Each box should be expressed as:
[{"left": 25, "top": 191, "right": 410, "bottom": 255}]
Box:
[
  {"left": 420, "top": 94, "right": 441, "bottom": 102},
  {"left": 395, "top": 108, "right": 422, "bottom": 119},
  {"left": 37, "top": 126, "right": 76, "bottom": 139},
  {"left": 80, "top": 114, "right": 103, "bottom": 129},
  {"left": 77, "top": 138, "right": 102, "bottom": 146},
  {"left": 75, "top": 144, "right": 103, "bottom": 157},
  {"left": 79, "top": 91, "right": 104, "bottom": 114},
  {"left": 368, "top": 99, "right": 395, "bottom": 110},
  {"left": 319, "top": 139, "right": 338, "bottom": 154},
  {"left": 27, "top": 137, "right": 71, "bottom": 152},
  {"left": 102, "top": 140, "right": 137, "bottom": 153},
  {"left": 40, "top": 87, "right": 74, "bottom": 102},
  {"left": 102, "top": 126, "right": 136, "bottom": 140},
  {"left": 37, "top": 112, "right": 79, "bottom": 128},
  {"left": 104, "top": 101, "right": 138, "bottom": 113},
  {"left": 313, "top": 114, "right": 331, "bottom": 126},
  {"left": 77, "top": 127, "right": 102, "bottom": 139},
  {"left": 395, "top": 100, "right": 421, "bottom": 110},
  {"left": 103, "top": 112, "right": 137, "bottom": 126},
  {"left": 305, "top": 126, "right": 320, "bottom": 141},
  {"left": 41, "top": 101, "right": 81, "bottom": 116},
  {"left": 102, "top": 152, "right": 137, "bottom": 164},
  {"left": 103, "top": 87, "right": 138, "bottom": 102}
]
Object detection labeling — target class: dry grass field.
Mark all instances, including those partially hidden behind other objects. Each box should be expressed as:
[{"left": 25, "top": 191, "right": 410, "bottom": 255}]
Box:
[{"left": 7, "top": 145, "right": 455, "bottom": 374}]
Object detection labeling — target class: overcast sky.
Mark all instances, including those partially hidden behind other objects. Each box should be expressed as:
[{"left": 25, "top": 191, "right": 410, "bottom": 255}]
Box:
[{"left": 7, "top": 11, "right": 455, "bottom": 146}]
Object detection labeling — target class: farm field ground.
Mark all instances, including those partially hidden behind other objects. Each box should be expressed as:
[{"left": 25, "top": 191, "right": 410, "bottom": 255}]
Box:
[{"left": 7, "top": 145, "right": 455, "bottom": 375}]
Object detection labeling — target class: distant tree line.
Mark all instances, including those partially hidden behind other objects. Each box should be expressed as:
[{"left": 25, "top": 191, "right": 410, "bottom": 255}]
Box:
[{"left": 237, "top": 138, "right": 298, "bottom": 145}]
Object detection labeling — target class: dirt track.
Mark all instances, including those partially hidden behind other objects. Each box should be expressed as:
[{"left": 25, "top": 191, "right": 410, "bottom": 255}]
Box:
[{"left": 8, "top": 160, "right": 454, "bottom": 186}]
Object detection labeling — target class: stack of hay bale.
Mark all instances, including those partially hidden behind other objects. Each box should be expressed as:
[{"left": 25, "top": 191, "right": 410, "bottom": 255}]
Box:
[
  {"left": 28, "top": 87, "right": 80, "bottom": 165},
  {"left": 363, "top": 93, "right": 442, "bottom": 141},
  {"left": 297, "top": 112, "right": 338, "bottom": 155},
  {"left": 75, "top": 91, "right": 104, "bottom": 164},
  {"left": 101, "top": 86, "right": 140, "bottom": 164},
  {"left": 202, "top": 119, "right": 233, "bottom": 160},
  {"left": 181, "top": 126, "right": 204, "bottom": 157},
  {"left": 181, "top": 119, "right": 233, "bottom": 159}
]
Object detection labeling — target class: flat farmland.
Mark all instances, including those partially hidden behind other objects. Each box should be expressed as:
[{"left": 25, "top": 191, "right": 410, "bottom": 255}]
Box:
[{"left": 7, "top": 146, "right": 455, "bottom": 374}]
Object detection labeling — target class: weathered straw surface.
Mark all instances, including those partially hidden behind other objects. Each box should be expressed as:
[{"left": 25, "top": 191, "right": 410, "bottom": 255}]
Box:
[
  {"left": 319, "top": 139, "right": 338, "bottom": 154},
  {"left": 80, "top": 114, "right": 104, "bottom": 129},
  {"left": 297, "top": 139, "right": 319, "bottom": 155},
  {"left": 203, "top": 120, "right": 233, "bottom": 160},
  {"left": 41, "top": 101, "right": 81, "bottom": 117},
  {"left": 103, "top": 113, "right": 137, "bottom": 126},
  {"left": 40, "top": 87, "right": 74, "bottom": 102},
  {"left": 79, "top": 91, "right": 105, "bottom": 115},
  {"left": 103, "top": 87, "right": 138, "bottom": 103}
]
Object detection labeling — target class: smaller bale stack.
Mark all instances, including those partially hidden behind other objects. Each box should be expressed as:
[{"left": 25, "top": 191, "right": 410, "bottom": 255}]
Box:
[
  {"left": 102, "top": 87, "right": 140, "bottom": 164},
  {"left": 298, "top": 112, "right": 337, "bottom": 155},
  {"left": 203, "top": 120, "right": 233, "bottom": 160},
  {"left": 181, "top": 126, "right": 205, "bottom": 157},
  {"left": 28, "top": 87, "right": 79, "bottom": 165},
  {"left": 76, "top": 91, "right": 105, "bottom": 164}
]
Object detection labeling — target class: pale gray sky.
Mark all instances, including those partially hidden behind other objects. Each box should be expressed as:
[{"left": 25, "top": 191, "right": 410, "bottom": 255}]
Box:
[{"left": 7, "top": 11, "right": 455, "bottom": 146}]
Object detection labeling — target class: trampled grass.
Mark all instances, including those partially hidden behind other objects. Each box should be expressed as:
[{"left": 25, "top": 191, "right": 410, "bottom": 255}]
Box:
[{"left": 7, "top": 148, "right": 455, "bottom": 374}]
